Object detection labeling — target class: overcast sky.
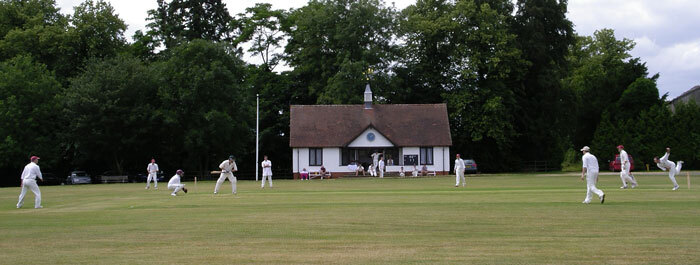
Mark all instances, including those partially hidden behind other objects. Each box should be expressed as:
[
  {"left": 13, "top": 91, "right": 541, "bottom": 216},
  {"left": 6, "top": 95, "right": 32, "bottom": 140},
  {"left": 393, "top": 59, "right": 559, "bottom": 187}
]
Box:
[{"left": 55, "top": 0, "right": 700, "bottom": 99}]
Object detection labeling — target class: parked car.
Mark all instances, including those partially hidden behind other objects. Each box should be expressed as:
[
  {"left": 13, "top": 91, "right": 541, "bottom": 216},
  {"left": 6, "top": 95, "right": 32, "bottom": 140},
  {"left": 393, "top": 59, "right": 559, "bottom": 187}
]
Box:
[
  {"left": 464, "top": 159, "right": 478, "bottom": 174},
  {"left": 128, "top": 171, "right": 167, "bottom": 183},
  {"left": 66, "top": 171, "right": 92, "bottom": 184},
  {"left": 41, "top": 173, "right": 64, "bottom": 185},
  {"left": 97, "top": 171, "right": 129, "bottom": 183},
  {"left": 609, "top": 154, "right": 635, "bottom": 172}
]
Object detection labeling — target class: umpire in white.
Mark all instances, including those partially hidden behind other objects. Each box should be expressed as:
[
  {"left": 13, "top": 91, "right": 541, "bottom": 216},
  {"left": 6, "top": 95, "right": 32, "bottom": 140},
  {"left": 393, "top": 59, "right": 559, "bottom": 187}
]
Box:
[
  {"left": 261, "top": 155, "right": 273, "bottom": 188},
  {"left": 17, "top": 156, "right": 43, "bottom": 209},
  {"left": 580, "top": 146, "right": 605, "bottom": 204},
  {"left": 454, "top": 154, "right": 466, "bottom": 187}
]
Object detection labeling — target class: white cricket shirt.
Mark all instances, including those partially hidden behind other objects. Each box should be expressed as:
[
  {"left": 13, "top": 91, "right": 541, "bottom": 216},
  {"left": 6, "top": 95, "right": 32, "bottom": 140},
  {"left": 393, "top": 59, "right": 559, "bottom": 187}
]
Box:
[
  {"left": 147, "top": 163, "right": 159, "bottom": 173},
  {"left": 21, "top": 162, "right": 43, "bottom": 181},
  {"left": 582, "top": 153, "right": 599, "bottom": 172}
]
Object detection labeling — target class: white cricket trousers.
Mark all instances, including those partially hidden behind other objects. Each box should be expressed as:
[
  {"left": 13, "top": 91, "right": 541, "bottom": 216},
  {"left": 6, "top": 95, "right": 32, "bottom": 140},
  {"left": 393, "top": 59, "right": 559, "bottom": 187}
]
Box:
[
  {"left": 168, "top": 184, "right": 185, "bottom": 195},
  {"left": 379, "top": 169, "right": 384, "bottom": 178},
  {"left": 17, "top": 179, "right": 41, "bottom": 208},
  {"left": 584, "top": 171, "right": 604, "bottom": 203},
  {"left": 215, "top": 172, "right": 237, "bottom": 194},
  {"left": 261, "top": 174, "right": 272, "bottom": 188},
  {"left": 146, "top": 172, "right": 158, "bottom": 188},
  {"left": 620, "top": 165, "right": 637, "bottom": 187},
  {"left": 667, "top": 161, "right": 682, "bottom": 187},
  {"left": 456, "top": 169, "right": 466, "bottom": 186}
]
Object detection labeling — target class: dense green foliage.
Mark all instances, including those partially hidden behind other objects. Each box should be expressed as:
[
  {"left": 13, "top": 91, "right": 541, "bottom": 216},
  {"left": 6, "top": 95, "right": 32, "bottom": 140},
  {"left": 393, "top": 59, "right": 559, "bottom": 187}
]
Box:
[
  {"left": 0, "top": 55, "right": 63, "bottom": 171},
  {"left": 0, "top": 0, "right": 697, "bottom": 185},
  {"left": 146, "top": 0, "right": 235, "bottom": 49}
]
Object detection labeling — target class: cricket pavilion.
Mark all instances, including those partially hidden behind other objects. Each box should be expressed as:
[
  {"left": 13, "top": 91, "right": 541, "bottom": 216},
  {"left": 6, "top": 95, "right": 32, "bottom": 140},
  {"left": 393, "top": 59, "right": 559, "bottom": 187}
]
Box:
[{"left": 289, "top": 85, "right": 453, "bottom": 179}]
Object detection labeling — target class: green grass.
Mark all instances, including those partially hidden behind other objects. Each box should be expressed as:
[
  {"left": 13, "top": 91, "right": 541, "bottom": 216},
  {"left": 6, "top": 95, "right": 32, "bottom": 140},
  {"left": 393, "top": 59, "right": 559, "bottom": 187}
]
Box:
[{"left": 1, "top": 173, "right": 699, "bottom": 264}]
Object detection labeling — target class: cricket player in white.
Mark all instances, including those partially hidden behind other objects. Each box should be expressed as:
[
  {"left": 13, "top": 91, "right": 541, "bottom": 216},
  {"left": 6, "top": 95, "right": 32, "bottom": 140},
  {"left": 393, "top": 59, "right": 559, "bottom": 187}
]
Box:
[
  {"left": 580, "top": 146, "right": 605, "bottom": 204},
  {"left": 454, "top": 154, "right": 466, "bottom": 187},
  {"left": 371, "top": 151, "right": 381, "bottom": 175},
  {"left": 261, "top": 155, "right": 273, "bottom": 188},
  {"left": 146, "top": 158, "right": 159, "bottom": 190},
  {"left": 617, "top": 145, "right": 638, "bottom": 189},
  {"left": 378, "top": 156, "right": 385, "bottom": 178},
  {"left": 654, "top": 147, "right": 683, "bottom": 190},
  {"left": 168, "top": 169, "right": 187, "bottom": 196},
  {"left": 215, "top": 155, "right": 238, "bottom": 194},
  {"left": 17, "top": 156, "right": 43, "bottom": 209}
]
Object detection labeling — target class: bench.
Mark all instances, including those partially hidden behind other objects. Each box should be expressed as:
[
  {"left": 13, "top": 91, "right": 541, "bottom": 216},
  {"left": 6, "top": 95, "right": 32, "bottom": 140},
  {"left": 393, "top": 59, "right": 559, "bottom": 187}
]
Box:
[
  {"left": 309, "top": 171, "right": 331, "bottom": 179},
  {"left": 99, "top": 175, "right": 129, "bottom": 183}
]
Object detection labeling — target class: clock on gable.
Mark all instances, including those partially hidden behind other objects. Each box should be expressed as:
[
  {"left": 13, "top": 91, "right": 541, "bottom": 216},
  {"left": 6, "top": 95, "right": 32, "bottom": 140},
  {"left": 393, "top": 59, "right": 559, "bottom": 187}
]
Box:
[{"left": 366, "top": 132, "right": 376, "bottom": 142}]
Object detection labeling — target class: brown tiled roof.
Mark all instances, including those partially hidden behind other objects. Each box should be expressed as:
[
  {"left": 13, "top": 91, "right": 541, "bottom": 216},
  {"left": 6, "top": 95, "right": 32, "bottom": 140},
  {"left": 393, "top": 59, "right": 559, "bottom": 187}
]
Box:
[{"left": 290, "top": 104, "right": 452, "bottom": 147}]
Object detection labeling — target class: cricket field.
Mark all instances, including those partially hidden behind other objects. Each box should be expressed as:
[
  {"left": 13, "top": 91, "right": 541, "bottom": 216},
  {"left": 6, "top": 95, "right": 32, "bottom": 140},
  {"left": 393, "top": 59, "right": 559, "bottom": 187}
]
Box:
[{"left": 1, "top": 173, "right": 699, "bottom": 264}]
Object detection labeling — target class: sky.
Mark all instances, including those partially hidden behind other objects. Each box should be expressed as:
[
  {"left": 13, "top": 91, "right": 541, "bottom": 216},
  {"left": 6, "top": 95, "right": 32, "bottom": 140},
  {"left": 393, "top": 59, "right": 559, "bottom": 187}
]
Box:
[{"left": 54, "top": 0, "right": 700, "bottom": 99}]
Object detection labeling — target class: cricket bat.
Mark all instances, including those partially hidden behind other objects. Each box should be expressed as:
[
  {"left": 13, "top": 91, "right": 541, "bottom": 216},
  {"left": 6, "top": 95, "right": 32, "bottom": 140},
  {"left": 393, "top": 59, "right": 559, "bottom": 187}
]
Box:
[{"left": 210, "top": 170, "right": 222, "bottom": 174}]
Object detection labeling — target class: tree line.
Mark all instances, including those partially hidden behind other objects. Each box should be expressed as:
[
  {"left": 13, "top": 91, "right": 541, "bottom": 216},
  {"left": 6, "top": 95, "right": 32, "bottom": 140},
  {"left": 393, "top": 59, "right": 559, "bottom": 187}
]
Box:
[{"left": 1, "top": 0, "right": 697, "bottom": 186}]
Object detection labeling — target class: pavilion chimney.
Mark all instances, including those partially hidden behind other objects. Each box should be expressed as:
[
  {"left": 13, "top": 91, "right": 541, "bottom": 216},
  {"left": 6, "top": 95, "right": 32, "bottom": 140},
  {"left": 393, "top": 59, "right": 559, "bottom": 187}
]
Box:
[{"left": 364, "top": 83, "right": 373, "bottom": 109}]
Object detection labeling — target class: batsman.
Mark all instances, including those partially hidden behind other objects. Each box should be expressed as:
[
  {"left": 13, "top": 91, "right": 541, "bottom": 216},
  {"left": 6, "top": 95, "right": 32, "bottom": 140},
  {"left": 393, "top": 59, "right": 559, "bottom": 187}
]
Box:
[{"left": 214, "top": 155, "right": 238, "bottom": 195}]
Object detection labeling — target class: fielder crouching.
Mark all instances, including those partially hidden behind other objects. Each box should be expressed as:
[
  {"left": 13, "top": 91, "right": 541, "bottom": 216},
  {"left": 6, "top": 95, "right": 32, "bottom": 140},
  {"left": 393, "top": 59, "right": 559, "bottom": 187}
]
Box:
[{"left": 168, "top": 169, "right": 187, "bottom": 196}]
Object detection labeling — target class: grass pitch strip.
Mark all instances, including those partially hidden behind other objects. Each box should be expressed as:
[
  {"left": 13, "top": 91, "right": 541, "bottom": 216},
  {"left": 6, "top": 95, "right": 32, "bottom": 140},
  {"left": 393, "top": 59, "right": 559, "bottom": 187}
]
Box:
[{"left": 1, "top": 174, "right": 699, "bottom": 264}]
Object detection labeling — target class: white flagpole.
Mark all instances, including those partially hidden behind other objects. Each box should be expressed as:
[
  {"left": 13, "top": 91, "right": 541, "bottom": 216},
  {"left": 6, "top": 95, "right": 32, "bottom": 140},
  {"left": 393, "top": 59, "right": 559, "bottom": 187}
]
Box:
[{"left": 256, "top": 94, "right": 260, "bottom": 182}]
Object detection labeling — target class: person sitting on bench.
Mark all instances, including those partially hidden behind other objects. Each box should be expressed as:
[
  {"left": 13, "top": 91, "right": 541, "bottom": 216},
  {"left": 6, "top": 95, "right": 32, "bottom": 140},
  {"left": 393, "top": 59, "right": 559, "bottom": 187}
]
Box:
[
  {"left": 300, "top": 168, "right": 309, "bottom": 180},
  {"left": 320, "top": 165, "right": 330, "bottom": 179}
]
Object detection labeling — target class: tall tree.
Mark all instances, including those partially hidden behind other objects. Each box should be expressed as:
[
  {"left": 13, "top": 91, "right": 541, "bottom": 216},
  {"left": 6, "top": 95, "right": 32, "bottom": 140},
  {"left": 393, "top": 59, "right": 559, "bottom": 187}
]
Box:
[
  {"left": 246, "top": 66, "right": 293, "bottom": 171},
  {"left": 128, "top": 29, "right": 158, "bottom": 61},
  {"left": 63, "top": 55, "right": 160, "bottom": 174},
  {"left": 284, "top": 0, "right": 397, "bottom": 104},
  {"left": 235, "top": 3, "right": 287, "bottom": 72},
  {"left": 447, "top": 0, "right": 527, "bottom": 171},
  {"left": 393, "top": 0, "right": 456, "bottom": 104},
  {"left": 0, "top": 0, "right": 72, "bottom": 79},
  {"left": 396, "top": 0, "right": 525, "bottom": 171},
  {"left": 155, "top": 39, "right": 251, "bottom": 173},
  {"left": 615, "top": 77, "right": 662, "bottom": 121},
  {"left": 564, "top": 29, "right": 653, "bottom": 147},
  {"left": 511, "top": 0, "right": 575, "bottom": 168},
  {"left": 68, "top": 0, "right": 126, "bottom": 61},
  {"left": 0, "top": 55, "right": 63, "bottom": 184},
  {"left": 0, "top": 0, "right": 64, "bottom": 38},
  {"left": 147, "top": 0, "right": 235, "bottom": 49}
]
